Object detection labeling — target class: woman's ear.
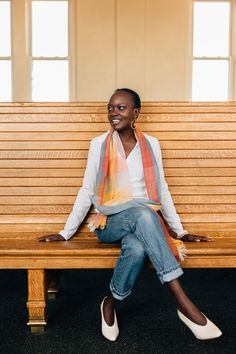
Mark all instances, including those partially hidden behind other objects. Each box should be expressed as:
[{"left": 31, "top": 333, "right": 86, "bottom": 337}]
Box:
[{"left": 134, "top": 108, "right": 140, "bottom": 118}]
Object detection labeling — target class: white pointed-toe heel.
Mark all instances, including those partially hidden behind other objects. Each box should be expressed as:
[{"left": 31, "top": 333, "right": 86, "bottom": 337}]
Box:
[
  {"left": 177, "top": 310, "right": 222, "bottom": 340},
  {"left": 100, "top": 297, "right": 119, "bottom": 341}
]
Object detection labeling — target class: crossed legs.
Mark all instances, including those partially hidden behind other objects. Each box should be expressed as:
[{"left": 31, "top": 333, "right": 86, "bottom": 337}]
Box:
[{"left": 96, "top": 207, "right": 208, "bottom": 328}]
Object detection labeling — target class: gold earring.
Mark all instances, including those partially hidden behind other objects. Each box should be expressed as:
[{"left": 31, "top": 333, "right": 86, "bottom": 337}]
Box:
[{"left": 131, "top": 120, "right": 135, "bottom": 130}]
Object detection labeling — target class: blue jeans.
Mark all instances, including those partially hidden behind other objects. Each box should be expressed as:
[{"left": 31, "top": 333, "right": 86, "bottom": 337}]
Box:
[{"left": 95, "top": 205, "right": 183, "bottom": 300}]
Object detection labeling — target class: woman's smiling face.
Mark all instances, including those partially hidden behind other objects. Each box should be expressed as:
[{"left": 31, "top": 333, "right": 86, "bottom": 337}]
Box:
[{"left": 107, "top": 91, "right": 139, "bottom": 132}]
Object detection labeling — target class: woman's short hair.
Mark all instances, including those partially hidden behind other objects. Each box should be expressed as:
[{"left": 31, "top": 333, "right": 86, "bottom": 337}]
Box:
[{"left": 115, "top": 88, "right": 141, "bottom": 109}]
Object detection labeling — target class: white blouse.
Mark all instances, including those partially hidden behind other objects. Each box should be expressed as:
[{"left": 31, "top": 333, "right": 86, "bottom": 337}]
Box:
[{"left": 59, "top": 132, "right": 187, "bottom": 240}]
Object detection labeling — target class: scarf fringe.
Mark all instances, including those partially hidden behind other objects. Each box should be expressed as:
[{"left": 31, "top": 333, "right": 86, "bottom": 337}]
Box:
[
  {"left": 88, "top": 213, "right": 107, "bottom": 232},
  {"left": 174, "top": 239, "right": 187, "bottom": 261}
]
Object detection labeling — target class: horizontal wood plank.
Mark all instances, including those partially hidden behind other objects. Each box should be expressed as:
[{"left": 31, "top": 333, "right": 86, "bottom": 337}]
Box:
[
  {"left": 1, "top": 204, "right": 236, "bottom": 214},
  {"left": 1, "top": 131, "right": 236, "bottom": 141},
  {"left": 0, "top": 169, "right": 84, "bottom": 178},
  {"left": 0, "top": 140, "right": 236, "bottom": 150},
  {"left": 2, "top": 112, "right": 236, "bottom": 123},
  {"left": 1, "top": 176, "right": 236, "bottom": 187},
  {"left": 1, "top": 149, "right": 236, "bottom": 160},
  {"left": 172, "top": 195, "right": 236, "bottom": 204},
  {"left": 163, "top": 159, "right": 236, "bottom": 167},
  {"left": 0, "top": 187, "right": 78, "bottom": 195},
  {"left": 164, "top": 168, "right": 236, "bottom": 177},
  {"left": 1, "top": 122, "right": 236, "bottom": 132},
  {"left": 0, "top": 205, "right": 72, "bottom": 214},
  {"left": 166, "top": 177, "right": 236, "bottom": 186},
  {"left": 0, "top": 141, "right": 90, "bottom": 150},
  {"left": 0, "top": 132, "right": 100, "bottom": 141},
  {"left": 0, "top": 151, "right": 88, "bottom": 159},
  {"left": 0, "top": 160, "right": 87, "bottom": 168},
  {"left": 1, "top": 213, "right": 236, "bottom": 224},
  {"left": 0, "top": 196, "right": 76, "bottom": 204},
  {"left": 0, "top": 177, "right": 83, "bottom": 187},
  {"left": 1, "top": 185, "right": 236, "bottom": 196},
  {"left": 2, "top": 167, "right": 236, "bottom": 178},
  {"left": 1, "top": 195, "right": 236, "bottom": 205},
  {"left": 169, "top": 186, "right": 236, "bottom": 194}
]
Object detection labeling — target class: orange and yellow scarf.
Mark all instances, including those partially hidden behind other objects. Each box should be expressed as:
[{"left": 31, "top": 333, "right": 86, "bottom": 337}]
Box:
[{"left": 89, "top": 128, "right": 186, "bottom": 262}]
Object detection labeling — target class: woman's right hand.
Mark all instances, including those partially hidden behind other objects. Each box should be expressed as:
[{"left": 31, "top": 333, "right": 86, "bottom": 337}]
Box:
[{"left": 37, "top": 234, "right": 66, "bottom": 242}]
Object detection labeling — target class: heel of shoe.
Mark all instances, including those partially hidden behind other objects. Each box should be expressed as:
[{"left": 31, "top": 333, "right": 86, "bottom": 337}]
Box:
[{"left": 177, "top": 310, "right": 222, "bottom": 340}]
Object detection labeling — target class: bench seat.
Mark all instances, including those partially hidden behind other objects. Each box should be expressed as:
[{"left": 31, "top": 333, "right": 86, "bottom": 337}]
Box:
[{"left": 0, "top": 238, "right": 236, "bottom": 269}]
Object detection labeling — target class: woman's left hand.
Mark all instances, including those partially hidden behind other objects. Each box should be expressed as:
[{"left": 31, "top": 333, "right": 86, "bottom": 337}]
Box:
[{"left": 180, "top": 234, "right": 212, "bottom": 242}]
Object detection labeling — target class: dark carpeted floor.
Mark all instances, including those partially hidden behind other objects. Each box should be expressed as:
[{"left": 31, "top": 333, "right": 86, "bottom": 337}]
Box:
[{"left": 0, "top": 268, "right": 235, "bottom": 354}]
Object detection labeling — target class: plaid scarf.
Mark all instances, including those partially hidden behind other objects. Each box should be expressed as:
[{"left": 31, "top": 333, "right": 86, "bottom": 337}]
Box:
[{"left": 89, "top": 128, "right": 186, "bottom": 261}]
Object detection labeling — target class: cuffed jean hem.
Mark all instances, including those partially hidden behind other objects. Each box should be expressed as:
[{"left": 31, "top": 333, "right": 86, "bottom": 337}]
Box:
[
  {"left": 109, "top": 281, "right": 132, "bottom": 301},
  {"left": 159, "top": 267, "right": 184, "bottom": 284}
]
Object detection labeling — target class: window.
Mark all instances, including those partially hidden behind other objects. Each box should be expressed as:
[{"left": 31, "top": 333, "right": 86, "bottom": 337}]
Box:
[
  {"left": 31, "top": 0, "right": 69, "bottom": 101},
  {"left": 192, "top": 1, "right": 231, "bottom": 101},
  {"left": 0, "top": 0, "right": 11, "bottom": 101}
]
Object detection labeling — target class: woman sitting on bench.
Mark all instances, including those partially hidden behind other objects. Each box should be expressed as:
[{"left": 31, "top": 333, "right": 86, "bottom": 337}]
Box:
[{"left": 38, "top": 88, "right": 222, "bottom": 341}]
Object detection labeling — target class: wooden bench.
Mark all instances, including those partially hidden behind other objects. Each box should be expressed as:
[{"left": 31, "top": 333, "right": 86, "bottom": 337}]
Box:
[{"left": 0, "top": 102, "right": 236, "bottom": 333}]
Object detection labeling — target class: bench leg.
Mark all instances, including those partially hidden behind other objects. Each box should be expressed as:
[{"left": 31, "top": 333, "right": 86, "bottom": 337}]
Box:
[
  {"left": 27, "top": 269, "right": 47, "bottom": 333},
  {"left": 46, "top": 270, "right": 61, "bottom": 300}
]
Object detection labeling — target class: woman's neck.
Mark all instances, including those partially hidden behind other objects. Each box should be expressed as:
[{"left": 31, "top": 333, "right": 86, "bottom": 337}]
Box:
[
  {"left": 117, "top": 129, "right": 137, "bottom": 158},
  {"left": 117, "top": 129, "right": 136, "bottom": 144}
]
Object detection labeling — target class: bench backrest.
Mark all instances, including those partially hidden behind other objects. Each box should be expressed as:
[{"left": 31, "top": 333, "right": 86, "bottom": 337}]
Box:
[{"left": 0, "top": 102, "right": 235, "bottom": 240}]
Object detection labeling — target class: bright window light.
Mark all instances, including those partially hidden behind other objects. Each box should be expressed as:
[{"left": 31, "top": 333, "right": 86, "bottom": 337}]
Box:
[
  {"left": 32, "top": 1, "right": 68, "bottom": 57},
  {"left": 0, "top": 1, "right": 11, "bottom": 101},
  {"left": 31, "top": 1, "right": 69, "bottom": 101},
  {"left": 192, "top": 60, "right": 229, "bottom": 101},
  {"left": 192, "top": 1, "right": 230, "bottom": 101},
  {"left": 0, "top": 1, "right": 11, "bottom": 56},
  {"left": 32, "top": 60, "right": 69, "bottom": 101},
  {"left": 0, "top": 60, "right": 12, "bottom": 101},
  {"left": 193, "top": 2, "right": 230, "bottom": 57}
]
